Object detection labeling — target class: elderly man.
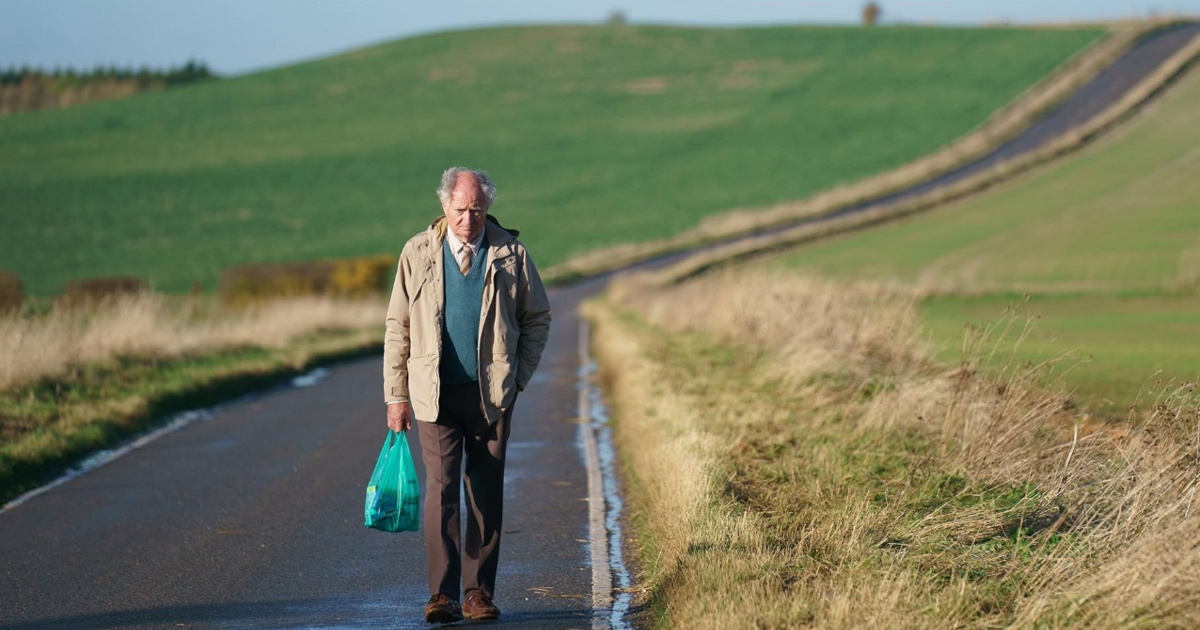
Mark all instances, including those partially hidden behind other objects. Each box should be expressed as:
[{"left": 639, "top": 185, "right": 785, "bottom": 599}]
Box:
[{"left": 383, "top": 166, "right": 552, "bottom": 623}]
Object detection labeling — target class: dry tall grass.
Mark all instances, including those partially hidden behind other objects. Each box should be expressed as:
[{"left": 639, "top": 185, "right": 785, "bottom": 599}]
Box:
[
  {"left": 589, "top": 270, "right": 1200, "bottom": 629},
  {"left": 0, "top": 292, "right": 385, "bottom": 391}
]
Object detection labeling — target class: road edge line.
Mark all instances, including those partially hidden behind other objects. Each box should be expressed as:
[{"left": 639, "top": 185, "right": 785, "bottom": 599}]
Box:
[
  {"left": 579, "top": 320, "right": 614, "bottom": 628},
  {"left": 0, "top": 366, "right": 329, "bottom": 516}
]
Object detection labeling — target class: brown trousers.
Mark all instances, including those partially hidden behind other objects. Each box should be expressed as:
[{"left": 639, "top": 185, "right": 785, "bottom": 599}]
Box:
[{"left": 416, "top": 380, "right": 513, "bottom": 600}]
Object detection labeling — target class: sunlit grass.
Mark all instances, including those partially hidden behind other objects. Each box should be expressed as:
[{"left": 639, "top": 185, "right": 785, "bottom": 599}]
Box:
[
  {"left": 0, "top": 24, "right": 1101, "bottom": 296},
  {"left": 589, "top": 269, "right": 1200, "bottom": 628},
  {"left": 919, "top": 292, "right": 1200, "bottom": 412}
]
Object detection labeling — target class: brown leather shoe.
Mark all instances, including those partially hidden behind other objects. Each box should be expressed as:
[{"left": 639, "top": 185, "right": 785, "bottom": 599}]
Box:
[
  {"left": 463, "top": 591, "right": 501, "bottom": 620},
  {"left": 424, "top": 594, "right": 462, "bottom": 624}
]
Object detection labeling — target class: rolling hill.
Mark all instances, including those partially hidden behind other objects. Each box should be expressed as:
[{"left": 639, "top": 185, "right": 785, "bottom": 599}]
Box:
[
  {"left": 767, "top": 60, "right": 1200, "bottom": 409},
  {"left": 0, "top": 24, "right": 1103, "bottom": 296}
]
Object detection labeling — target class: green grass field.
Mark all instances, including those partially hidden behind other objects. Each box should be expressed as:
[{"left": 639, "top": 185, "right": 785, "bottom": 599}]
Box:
[
  {"left": 767, "top": 64, "right": 1200, "bottom": 410},
  {"left": 918, "top": 292, "right": 1200, "bottom": 410},
  {"left": 0, "top": 24, "right": 1103, "bottom": 296}
]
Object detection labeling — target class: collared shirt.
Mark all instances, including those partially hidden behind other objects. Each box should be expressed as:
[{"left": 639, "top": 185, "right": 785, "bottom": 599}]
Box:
[
  {"left": 387, "top": 227, "right": 486, "bottom": 406},
  {"left": 445, "top": 227, "right": 485, "bottom": 272}
]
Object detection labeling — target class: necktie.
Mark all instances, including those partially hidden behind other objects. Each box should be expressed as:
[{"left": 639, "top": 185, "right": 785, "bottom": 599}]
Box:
[{"left": 458, "top": 244, "right": 474, "bottom": 275}]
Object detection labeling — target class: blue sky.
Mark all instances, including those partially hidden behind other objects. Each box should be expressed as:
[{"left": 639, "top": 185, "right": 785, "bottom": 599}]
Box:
[{"left": 3, "top": 0, "right": 1198, "bottom": 75}]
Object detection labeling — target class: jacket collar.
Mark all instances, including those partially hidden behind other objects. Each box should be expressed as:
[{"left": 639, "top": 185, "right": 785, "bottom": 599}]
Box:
[{"left": 482, "top": 215, "right": 517, "bottom": 247}]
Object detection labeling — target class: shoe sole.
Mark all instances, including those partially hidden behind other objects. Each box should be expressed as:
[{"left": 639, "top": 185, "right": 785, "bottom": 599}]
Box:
[
  {"left": 465, "top": 612, "right": 500, "bottom": 621},
  {"left": 425, "top": 610, "right": 463, "bottom": 624}
]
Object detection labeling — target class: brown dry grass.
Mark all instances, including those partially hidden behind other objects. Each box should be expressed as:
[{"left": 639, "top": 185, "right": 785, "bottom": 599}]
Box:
[
  {"left": 587, "top": 269, "right": 1200, "bottom": 629},
  {"left": 0, "top": 291, "right": 386, "bottom": 504},
  {"left": 0, "top": 77, "right": 151, "bottom": 115},
  {"left": 545, "top": 18, "right": 1194, "bottom": 285},
  {"left": 0, "top": 292, "right": 385, "bottom": 391}
]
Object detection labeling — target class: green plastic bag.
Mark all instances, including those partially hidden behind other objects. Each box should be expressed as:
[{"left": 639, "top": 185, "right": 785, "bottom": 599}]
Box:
[{"left": 364, "top": 429, "right": 420, "bottom": 532}]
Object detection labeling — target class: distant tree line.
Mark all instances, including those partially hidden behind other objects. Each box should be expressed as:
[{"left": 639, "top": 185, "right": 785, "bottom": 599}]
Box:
[
  {"left": 0, "top": 60, "right": 215, "bottom": 114},
  {"left": 0, "top": 60, "right": 213, "bottom": 87}
]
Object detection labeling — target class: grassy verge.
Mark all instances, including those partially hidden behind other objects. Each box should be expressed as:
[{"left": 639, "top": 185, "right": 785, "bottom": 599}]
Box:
[
  {"left": 587, "top": 270, "right": 1200, "bottom": 629},
  {"left": 0, "top": 293, "right": 385, "bottom": 505}
]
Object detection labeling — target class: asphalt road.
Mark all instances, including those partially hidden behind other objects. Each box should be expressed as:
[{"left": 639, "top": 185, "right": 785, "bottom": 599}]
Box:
[
  {"left": 1, "top": 22, "right": 1197, "bottom": 630},
  {"left": 0, "top": 275, "right": 609, "bottom": 630}
]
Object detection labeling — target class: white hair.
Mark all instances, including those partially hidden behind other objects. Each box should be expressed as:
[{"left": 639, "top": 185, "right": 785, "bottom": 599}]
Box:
[{"left": 436, "top": 166, "right": 496, "bottom": 207}]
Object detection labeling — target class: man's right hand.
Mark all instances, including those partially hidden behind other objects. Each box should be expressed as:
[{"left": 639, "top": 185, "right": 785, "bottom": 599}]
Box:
[{"left": 387, "top": 401, "right": 414, "bottom": 433}]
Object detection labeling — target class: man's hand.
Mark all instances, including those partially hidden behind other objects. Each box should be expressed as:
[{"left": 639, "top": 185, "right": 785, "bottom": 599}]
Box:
[{"left": 387, "top": 401, "right": 414, "bottom": 433}]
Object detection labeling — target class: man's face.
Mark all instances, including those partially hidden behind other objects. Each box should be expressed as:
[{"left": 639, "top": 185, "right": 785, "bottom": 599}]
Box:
[{"left": 442, "top": 175, "right": 488, "bottom": 243}]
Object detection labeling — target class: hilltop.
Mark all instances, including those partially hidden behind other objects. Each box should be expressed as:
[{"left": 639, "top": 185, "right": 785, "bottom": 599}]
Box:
[
  {"left": 766, "top": 59, "right": 1200, "bottom": 407},
  {"left": 0, "top": 24, "right": 1102, "bottom": 296}
]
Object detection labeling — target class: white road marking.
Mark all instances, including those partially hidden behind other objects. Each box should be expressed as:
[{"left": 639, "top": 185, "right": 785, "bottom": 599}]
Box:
[
  {"left": 0, "top": 366, "right": 329, "bottom": 516},
  {"left": 578, "top": 320, "right": 614, "bottom": 627},
  {"left": 0, "top": 407, "right": 217, "bottom": 515},
  {"left": 577, "top": 320, "right": 632, "bottom": 630},
  {"left": 291, "top": 367, "right": 329, "bottom": 387}
]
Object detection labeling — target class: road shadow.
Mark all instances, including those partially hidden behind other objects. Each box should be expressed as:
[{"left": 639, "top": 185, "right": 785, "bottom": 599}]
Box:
[{"left": 0, "top": 598, "right": 600, "bottom": 630}]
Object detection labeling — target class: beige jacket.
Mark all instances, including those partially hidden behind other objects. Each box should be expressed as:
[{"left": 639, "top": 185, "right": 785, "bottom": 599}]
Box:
[{"left": 383, "top": 215, "right": 552, "bottom": 425}]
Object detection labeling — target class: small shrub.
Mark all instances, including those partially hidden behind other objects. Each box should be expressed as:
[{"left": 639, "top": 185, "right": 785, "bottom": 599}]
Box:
[
  {"left": 220, "top": 261, "right": 333, "bottom": 305},
  {"left": 862, "top": 2, "right": 882, "bottom": 26},
  {"left": 220, "top": 254, "right": 397, "bottom": 304},
  {"left": 0, "top": 271, "right": 23, "bottom": 314},
  {"left": 57, "top": 276, "right": 148, "bottom": 309},
  {"left": 331, "top": 255, "right": 396, "bottom": 297}
]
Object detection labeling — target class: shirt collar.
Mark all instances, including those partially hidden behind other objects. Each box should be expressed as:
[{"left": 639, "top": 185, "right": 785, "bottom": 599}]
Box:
[{"left": 445, "top": 226, "right": 485, "bottom": 254}]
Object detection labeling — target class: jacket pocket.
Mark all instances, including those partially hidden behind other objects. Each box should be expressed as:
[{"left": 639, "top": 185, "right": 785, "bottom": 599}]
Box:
[
  {"left": 484, "top": 352, "right": 517, "bottom": 410},
  {"left": 405, "top": 353, "right": 439, "bottom": 421},
  {"left": 410, "top": 275, "right": 429, "bottom": 303},
  {"left": 408, "top": 277, "right": 438, "bottom": 357},
  {"left": 490, "top": 330, "right": 520, "bottom": 355}
]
